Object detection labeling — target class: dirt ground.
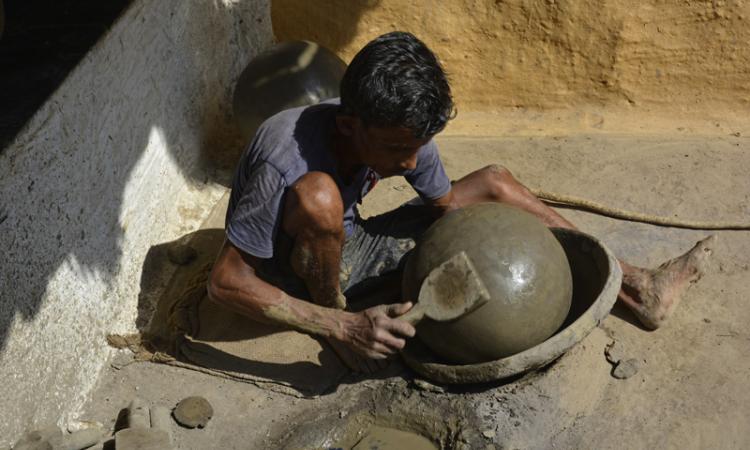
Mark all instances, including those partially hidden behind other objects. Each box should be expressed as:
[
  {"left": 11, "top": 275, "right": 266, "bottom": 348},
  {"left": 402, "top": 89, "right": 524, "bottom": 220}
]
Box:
[{"left": 80, "top": 126, "right": 749, "bottom": 449}]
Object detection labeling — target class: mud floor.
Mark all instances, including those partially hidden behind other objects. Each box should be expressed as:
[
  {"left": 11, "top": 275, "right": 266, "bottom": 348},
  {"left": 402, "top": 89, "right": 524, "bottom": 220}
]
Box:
[{"left": 80, "top": 130, "right": 749, "bottom": 449}]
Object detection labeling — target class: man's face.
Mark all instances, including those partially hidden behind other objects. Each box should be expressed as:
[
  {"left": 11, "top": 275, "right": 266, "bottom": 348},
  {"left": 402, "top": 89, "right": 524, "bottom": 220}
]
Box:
[{"left": 343, "top": 118, "right": 431, "bottom": 178}]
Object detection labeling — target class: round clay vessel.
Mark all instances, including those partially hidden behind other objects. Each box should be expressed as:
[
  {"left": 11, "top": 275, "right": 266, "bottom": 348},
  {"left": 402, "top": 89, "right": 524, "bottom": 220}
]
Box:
[
  {"left": 233, "top": 40, "right": 346, "bottom": 140},
  {"left": 402, "top": 203, "right": 573, "bottom": 363}
]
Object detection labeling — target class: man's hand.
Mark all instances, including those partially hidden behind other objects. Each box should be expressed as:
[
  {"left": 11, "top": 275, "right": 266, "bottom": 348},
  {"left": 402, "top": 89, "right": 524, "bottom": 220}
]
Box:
[{"left": 340, "top": 302, "right": 417, "bottom": 359}]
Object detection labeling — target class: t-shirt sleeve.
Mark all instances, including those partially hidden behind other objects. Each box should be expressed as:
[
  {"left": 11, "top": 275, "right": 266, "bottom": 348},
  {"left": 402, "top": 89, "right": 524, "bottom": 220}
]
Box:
[
  {"left": 404, "top": 140, "right": 451, "bottom": 201},
  {"left": 225, "top": 162, "right": 287, "bottom": 259}
]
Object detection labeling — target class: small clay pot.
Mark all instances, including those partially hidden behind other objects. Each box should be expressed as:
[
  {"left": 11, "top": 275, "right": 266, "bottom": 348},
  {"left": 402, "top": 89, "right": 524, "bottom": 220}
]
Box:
[
  {"left": 233, "top": 41, "right": 346, "bottom": 140},
  {"left": 402, "top": 203, "right": 573, "bottom": 364}
]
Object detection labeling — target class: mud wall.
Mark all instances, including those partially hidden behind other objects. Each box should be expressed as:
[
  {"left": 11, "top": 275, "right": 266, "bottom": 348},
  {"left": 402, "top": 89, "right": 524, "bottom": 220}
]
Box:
[
  {"left": 273, "top": 0, "right": 750, "bottom": 113},
  {"left": 0, "top": 0, "right": 272, "bottom": 442}
]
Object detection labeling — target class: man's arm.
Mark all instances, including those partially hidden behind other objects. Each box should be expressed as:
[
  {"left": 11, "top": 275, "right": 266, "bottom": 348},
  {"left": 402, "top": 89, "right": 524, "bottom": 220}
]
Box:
[
  {"left": 207, "top": 240, "right": 416, "bottom": 359},
  {"left": 426, "top": 188, "right": 461, "bottom": 217}
]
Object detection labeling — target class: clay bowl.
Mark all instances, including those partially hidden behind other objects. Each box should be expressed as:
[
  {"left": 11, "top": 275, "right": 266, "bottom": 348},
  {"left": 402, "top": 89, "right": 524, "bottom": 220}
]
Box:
[{"left": 401, "top": 228, "right": 622, "bottom": 384}]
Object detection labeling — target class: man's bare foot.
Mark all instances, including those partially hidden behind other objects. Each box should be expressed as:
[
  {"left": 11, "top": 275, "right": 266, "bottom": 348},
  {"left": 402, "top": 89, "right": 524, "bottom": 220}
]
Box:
[
  {"left": 620, "top": 235, "right": 716, "bottom": 330},
  {"left": 324, "top": 336, "right": 389, "bottom": 374}
]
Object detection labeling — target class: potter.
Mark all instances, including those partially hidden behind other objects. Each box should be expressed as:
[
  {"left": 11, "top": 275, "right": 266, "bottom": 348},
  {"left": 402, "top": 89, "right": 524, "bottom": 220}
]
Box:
[{"left": 208, "top": 31, "right": 714, "bottom": 373}]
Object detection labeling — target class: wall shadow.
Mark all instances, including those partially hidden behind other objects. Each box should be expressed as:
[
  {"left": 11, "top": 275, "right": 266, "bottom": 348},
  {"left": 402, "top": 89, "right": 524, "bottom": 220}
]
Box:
[
  {"left": 0, "top": 0, "right": 133, "bottom": 149},
  {"left": 0, "top": 0, "right": 268, "bottom": 357}
]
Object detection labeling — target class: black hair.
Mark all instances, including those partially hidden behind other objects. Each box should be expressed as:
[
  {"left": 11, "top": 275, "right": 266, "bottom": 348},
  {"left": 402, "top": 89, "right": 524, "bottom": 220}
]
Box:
[{"left": 339, "top": 31, "right": 454, "bottom": 139}]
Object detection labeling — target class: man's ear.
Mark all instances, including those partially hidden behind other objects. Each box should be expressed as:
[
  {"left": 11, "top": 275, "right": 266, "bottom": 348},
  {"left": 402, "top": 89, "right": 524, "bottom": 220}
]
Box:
[{"left": 335, "top": 115, "right": 359, "bottom": 137}]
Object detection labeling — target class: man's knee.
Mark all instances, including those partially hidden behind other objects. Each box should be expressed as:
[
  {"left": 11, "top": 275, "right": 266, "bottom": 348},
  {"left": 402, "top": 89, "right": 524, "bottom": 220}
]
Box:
[
  {"left": 478, "top": 164, "right": 521, "bottom": 202},
  {"left": 283, "top": 172, "right": 344, "bottom": 236}
]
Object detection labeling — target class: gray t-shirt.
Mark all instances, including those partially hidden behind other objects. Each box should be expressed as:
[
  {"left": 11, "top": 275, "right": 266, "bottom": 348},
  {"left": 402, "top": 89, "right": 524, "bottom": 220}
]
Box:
[{"left": 225, "top": 100, "right": 451, "bottom": 259}]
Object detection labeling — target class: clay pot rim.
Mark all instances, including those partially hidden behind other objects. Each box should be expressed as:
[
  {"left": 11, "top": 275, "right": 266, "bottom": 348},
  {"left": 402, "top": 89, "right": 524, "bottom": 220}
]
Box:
[{"left": 400, "top": 227, "right": 623, "bottom": 384}]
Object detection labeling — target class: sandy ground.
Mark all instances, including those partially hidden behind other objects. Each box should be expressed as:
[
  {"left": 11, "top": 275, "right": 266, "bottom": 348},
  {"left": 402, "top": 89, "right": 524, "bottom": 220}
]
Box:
[{"left": 80, "top": 130, "right": 749, "bottom": 449}]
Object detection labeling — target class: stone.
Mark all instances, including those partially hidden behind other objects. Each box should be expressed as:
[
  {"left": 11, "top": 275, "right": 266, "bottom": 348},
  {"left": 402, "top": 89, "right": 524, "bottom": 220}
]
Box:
[
  {"left": 149, "top": 405, "right": 172, "bottom": 443},
  {"left": 167, "top": 244, "right": 197, "bottom": 265},
  {"left": 612, "top": 358, "right": 640, "bottom": 380},
  {"left": 172, "top": 396, "right": 213, "bottom": 429},
  {"left": 114, "top": 428, "right": 171, "bottom": 450},
  {"left": 126, "top": 398, "right": 150, "bottom": 429},
  {"left": 48, "top": 428, "right": 106, "bottom": 450},
  {"left": 232, "top": 41, "right": 346, "bottom": 140},
  {"left": 403, "top": 203, "right": 573, "bottom": 363},
  {"left": 12, "top": 426, "right": 61, "bottom": 450}
]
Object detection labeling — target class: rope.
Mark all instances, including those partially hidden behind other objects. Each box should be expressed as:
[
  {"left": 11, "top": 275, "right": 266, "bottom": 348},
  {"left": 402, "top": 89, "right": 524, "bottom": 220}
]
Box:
[{"left": 530, "top": 188, "right": 750, "bottom": 230}]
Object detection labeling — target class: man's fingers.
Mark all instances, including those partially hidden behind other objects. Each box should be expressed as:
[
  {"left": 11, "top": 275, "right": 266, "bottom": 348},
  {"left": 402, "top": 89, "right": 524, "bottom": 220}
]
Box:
[
  {"left": 373, "top": 329, "right": 407, "bottom": 351},
  {"left": 385, "top": 302, "right": 413, "bottom": 317},
  {"left": 383, "top": 316, "right": 416, "bottom": 339},
  {"left": 368, "top": 340, "right": 396, "bottom": 357}
]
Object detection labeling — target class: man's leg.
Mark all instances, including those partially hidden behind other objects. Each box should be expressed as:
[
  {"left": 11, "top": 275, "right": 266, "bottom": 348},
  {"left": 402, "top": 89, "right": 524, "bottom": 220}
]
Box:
[
  {"left": 450, "top": 164, "right": 715, "bottom": 330},
  {"left": 281, "top": 172, "right": 389, "bottom": 372},
  {"left": 281, "top": 171, "right": 347, "bottom": 309}
]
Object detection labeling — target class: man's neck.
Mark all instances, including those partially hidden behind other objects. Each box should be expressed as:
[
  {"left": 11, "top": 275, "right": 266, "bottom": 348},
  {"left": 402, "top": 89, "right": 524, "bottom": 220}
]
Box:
[{"left": 330, "top": 128, "right": 364, "bottom": 185}]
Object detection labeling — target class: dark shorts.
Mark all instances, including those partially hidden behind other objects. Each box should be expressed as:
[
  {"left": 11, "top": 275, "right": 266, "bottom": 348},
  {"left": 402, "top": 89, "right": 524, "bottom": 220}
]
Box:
[{"left": 256, "top": 202, "right": 437, "bottom": 302}]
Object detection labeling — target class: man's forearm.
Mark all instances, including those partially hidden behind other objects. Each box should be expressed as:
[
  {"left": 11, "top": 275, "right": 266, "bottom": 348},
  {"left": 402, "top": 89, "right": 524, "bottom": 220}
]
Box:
[
  {"left": 264, "top": 291, "right": 350, "bottom": 340},
  {"left": 208, "top": 271, "right": 350, "bottom": 341}
]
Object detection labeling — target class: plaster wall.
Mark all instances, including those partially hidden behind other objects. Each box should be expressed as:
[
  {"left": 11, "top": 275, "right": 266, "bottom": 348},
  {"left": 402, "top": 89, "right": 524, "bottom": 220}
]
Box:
[
  {"left": 273, "top": 0, "right": 750, "bottom": 114},
  {"left": 0, "top": 0, "right": 272, "bottom": 442}
]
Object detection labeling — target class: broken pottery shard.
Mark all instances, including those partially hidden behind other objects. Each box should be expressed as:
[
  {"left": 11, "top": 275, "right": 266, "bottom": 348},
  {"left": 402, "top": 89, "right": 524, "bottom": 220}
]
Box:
[
  {"left": 48, "top": 428, "right": 106, "bottom": 450},
  {"left": 612, "top": 358, "right": 640, "bottom": 379},
  {"left": 412, "top": 379, "right": 445, "bottom": 393},
  {"left": 172, "top": 396, "right": 213, "bottom": 429},
  {"left": 167, "top": 244, "right": 197, "bottom": 265},
  {"left": 66, "top": 420, "right": 103, "bottom": 434},
  {"left": 115, "top": 428, "right": 172, "bottom": 450},
  {"left": 604, "top": 341, "right": 624, "bottom": 364}
]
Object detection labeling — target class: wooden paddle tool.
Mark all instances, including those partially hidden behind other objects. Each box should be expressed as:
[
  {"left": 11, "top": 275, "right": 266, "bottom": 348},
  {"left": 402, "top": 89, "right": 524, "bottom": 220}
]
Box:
[{"left": 399, "top": 251, "right": 490, "bottom": 325}]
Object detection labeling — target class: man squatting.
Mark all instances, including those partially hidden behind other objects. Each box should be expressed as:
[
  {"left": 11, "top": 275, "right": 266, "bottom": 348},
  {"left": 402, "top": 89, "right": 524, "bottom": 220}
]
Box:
[{"left": 208, "top": 32, "right": 714, "bottom": 372}]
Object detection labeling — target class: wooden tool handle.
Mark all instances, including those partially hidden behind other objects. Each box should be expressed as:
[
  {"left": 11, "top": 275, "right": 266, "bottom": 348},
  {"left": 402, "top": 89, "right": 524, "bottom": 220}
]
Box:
[{"left": 398, "top": 303, "right": 426, "bottom": 325}]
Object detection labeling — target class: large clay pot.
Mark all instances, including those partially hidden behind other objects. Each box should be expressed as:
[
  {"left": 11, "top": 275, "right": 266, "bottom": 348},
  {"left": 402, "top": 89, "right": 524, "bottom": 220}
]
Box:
[
  {"left": 402, "top": 203, "right": 573, "bottom": 364},
  {"left": 233, "top": 41, "right": 346, "bottom": 140}
]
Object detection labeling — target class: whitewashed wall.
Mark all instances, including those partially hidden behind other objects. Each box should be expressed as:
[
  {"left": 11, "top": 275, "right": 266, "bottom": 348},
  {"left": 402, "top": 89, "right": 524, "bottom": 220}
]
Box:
[{"left": 0, "top": 0, "right": 272, "bottom": 442}]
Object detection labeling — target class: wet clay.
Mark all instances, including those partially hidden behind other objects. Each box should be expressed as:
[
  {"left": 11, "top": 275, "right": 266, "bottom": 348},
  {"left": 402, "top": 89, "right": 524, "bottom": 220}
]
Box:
[
  {"left": 403, "top": 203, "right": 573, "bottom": 363},
  {"left": 270, "top": 381, "right": 485, "bottom": 449},
  {"left": 351, "top": 426, "right": 438, "bottom": 450}
]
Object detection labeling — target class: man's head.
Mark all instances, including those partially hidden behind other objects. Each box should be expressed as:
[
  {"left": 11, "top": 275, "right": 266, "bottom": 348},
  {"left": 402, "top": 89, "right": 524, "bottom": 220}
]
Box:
[
  {"left": 335, "top": 31, "right": 454, "bottom": 177},
  {"left": 339, "top": 31, "right": 454, "bottom": 138}
]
